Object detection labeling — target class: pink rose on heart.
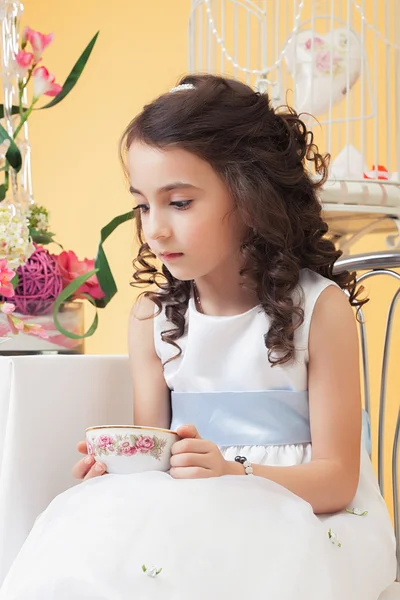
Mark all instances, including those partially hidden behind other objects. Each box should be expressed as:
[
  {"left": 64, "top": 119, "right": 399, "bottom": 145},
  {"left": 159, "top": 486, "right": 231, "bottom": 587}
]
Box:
[{"left": 315, "top": 49, "right": 341, "bottom": 74}]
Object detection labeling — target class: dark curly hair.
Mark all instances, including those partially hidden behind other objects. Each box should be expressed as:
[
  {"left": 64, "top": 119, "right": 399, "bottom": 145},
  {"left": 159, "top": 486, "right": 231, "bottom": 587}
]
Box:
[{"left": 120, "top": 74, "right": 366, "bottom": 366}]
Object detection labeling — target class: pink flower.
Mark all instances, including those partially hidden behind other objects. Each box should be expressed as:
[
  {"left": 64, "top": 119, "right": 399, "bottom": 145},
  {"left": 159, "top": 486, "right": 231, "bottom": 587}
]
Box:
[
  {"left": 315, "top": 50, "right": 340, "bottom": 73},
  {"left": 0, "top": 302, "right": 15, "bottom": 315},
  {"left": 33, "top": 66, "right": 62, "bottom": 99},
  {"left": 136, "top": 436, "right": 155, "bottom": 451},
  {"left": 55, "top": 250, "right": 105, "bottom": 301},
  {"left": 22, "top": 26, "right": 54, "bottom": 61},
  {"left": 6, "top": 314, "right": 24, "bottom": 335},
  {"left": 24, "top": 323, "right": 49, "bottom": 339},
  {"left": 0, "top": 259, "right": 15, "bottom": 298},
  {"left": 0, "top": 301, "right": 48, "bottom": 339},
  {"left": 15, "top": 50, "right": 34, "bottom": 77},
  {"left": 304, "top": 37, "right": 325, "bottom": 51},
  {"left": 87, "top": 441, "right": 94, "bottom": 455},
  {"left": 120, "top": 443, "right": 137, "bottom": 456},
  {"left": 97, "top": 435, "right": 114, "bottom": 449}
]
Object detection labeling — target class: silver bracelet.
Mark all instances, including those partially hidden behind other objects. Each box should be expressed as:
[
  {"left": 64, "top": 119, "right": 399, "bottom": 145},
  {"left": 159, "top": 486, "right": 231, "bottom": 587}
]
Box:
[{"left": 234, "top": 455, "right": 254, "bottom": 475}]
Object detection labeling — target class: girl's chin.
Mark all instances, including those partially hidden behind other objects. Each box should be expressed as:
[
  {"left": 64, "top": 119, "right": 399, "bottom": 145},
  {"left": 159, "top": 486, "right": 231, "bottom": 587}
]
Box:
[{"left": 162, "top": 264, "right": 195, "bottom": 282}]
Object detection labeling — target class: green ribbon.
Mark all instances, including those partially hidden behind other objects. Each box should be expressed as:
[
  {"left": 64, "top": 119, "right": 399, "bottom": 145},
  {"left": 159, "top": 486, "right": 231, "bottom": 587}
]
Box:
[
  {"left": 52, "top": 210, "right": 134, "bottom": 340},
  {"left": 53, "top": 277, "right": 99, "bottom": 339}
]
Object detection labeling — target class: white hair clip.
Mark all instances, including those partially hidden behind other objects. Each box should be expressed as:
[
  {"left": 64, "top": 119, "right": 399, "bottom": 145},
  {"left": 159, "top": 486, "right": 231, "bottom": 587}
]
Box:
[{"left": 169, "top": 83, "right": 195, "bottom": 93}]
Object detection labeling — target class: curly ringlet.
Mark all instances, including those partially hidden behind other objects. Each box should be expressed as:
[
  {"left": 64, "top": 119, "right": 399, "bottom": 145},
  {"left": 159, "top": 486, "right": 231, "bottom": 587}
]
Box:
[{"left": 120, "top": 74, "right": 366, "bottom": 366}]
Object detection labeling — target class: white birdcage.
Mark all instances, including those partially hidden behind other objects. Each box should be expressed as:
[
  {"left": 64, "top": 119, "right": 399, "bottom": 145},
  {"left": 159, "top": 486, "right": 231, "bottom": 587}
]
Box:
[{"left": 188, "top": 0, "right": 400, "bottom": 254}]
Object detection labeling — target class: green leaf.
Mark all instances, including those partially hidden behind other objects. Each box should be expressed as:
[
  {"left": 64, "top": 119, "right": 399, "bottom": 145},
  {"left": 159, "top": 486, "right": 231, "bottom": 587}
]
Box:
[
  {"left": 0, "top": 105, "right": 21, "bottom": 119},
  {"left": 29, "top": 228, "right": 64, "bottom": 250},
  {"left": 0, "top": 184, "right": 6, "bottom": 201},
  {"left": 53, "top": 274, "right": 99, "bottom": 339},
  {"left": 11, "top": 274, "right": 19, "bottom": 288},
  {"left": 93, "top": 210, "right": 134, "bottom": 308},
  {"left": 52, "top": 209, "right": 133, "bottom": 338},
  {"left": 39, "top": 31, "right": 100, "bottom": 110},
  {"left": 0, "top": 123, "right": 22, "bottom": 172},
  {"left": 29, "top": 228, "right": 54, "bottom": 244}
]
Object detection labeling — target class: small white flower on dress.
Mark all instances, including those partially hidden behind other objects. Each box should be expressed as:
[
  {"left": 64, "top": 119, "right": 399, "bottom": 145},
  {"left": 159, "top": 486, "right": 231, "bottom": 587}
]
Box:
[
  {"left": 142, "top": 564, "right": 162, "bottom": 578},
  {"left": 328, "top": 528, "right": 342, "bottom": 547},
  {"left": 346, "top": 507, "right": 368, "bottom": 517}
]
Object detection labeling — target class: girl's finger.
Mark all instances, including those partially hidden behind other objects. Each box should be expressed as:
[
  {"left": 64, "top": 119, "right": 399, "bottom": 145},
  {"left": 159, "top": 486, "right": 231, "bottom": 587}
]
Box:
[
  {"left": 170, "top": 452, "right": 210, "bottom": 469},
  {"left": 77, "top": 440, "right": 88, "bottom": 455},
  {"left": 171, "top": 438, "right": 211, "bottom": 455},
  {"left": 72, "top": 455, "right": 94, "bottom": 479},
  {"left": 170, "top": 466, "right": 209, "bottom": 479},
  {"left": 83, "top": 461, "right": 107, "bottom": 480}
]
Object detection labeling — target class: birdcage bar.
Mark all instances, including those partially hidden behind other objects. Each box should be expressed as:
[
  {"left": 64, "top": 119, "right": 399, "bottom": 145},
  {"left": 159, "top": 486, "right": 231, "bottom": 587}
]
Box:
[{"left": 189, "top": 0, "right": 400, "bottom": 244}]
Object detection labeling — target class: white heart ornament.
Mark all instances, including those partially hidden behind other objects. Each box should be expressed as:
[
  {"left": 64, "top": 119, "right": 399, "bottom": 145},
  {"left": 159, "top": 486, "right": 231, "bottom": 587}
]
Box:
[{"left": 284, "top": 29, "right": 362, "bottom": 116}]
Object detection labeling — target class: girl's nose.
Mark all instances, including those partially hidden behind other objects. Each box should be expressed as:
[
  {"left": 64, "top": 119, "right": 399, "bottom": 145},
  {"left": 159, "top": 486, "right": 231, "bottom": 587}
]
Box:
[{"left": 146, "top": 210, "right": 171, "bottom": 241}]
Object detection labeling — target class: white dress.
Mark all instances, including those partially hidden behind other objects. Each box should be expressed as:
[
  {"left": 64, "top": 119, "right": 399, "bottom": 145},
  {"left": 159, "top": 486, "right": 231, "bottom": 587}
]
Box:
[{"left": 0, "top": 269, "right": 396, "bottom": 600}]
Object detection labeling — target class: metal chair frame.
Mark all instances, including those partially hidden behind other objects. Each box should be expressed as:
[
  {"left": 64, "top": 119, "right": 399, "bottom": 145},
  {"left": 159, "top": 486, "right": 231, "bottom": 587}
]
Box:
[{"left": 335, "top": 251, "right": 400, "bottom": 581}]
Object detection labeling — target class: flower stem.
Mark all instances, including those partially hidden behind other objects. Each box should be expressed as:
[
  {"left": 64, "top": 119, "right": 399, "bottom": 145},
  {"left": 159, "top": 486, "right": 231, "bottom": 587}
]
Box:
[{"left": 13, "top": 98, "right": 37, "bottom": 140}]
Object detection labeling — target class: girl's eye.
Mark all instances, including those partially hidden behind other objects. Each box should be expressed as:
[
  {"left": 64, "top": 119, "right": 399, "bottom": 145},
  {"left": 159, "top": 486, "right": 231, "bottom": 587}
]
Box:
[
  {"left": 170, "top": 200, "right": 193, "bottom": 210},
  {"left": 133, "top": 204, "right": 149, "bottom": 214}
]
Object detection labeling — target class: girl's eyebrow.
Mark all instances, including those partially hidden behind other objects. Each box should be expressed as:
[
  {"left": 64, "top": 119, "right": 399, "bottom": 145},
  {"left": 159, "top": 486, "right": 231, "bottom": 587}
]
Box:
[{"left": 129, "top": 182, "right": 199, "bottom": 196}]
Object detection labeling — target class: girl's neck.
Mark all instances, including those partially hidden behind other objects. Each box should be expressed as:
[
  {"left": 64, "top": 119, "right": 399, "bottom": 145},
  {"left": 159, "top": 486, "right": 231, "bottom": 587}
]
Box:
[{"left": 193, "top": 274, "right": 259, "bottom": 317}]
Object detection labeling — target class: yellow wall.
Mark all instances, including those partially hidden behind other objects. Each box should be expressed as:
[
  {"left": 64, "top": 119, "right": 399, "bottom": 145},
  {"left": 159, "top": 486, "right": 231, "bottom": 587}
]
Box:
[{"left": 23, "top": 0, "right": 191, "bottom": 354}]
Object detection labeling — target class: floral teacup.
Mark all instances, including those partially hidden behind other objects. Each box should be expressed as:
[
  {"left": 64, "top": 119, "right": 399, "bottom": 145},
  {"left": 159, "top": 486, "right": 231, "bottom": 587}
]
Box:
[{"left": 85, "top": 425, "right": 179, "bottom": 474}]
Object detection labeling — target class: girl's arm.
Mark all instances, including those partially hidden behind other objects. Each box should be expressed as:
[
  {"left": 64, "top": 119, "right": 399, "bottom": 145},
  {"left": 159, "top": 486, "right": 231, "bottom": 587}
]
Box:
[
  {"left": 128, "top": 295, "right": 171, "bottom": 429},
  {"left": 226, "top": 285, "right": 362, "bottom": 514}
]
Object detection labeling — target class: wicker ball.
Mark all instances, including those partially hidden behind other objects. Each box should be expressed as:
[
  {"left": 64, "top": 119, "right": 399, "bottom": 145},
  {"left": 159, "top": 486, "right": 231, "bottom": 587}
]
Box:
[{"left": 13, "top": 246, "right": 63, "bottom": 316}]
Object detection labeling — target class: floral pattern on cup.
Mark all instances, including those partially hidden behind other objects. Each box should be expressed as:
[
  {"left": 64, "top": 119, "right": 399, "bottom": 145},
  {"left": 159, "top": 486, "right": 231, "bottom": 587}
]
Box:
[{"left": 90, "top": 433, "right": 167, "bottom": 461}]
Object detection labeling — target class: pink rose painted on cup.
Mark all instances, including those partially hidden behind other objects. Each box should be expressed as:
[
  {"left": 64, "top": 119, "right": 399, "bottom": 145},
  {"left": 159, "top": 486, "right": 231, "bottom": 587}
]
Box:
[
  {"left": 120, "top": 442, "right": 137, "bottom": 456},
  {"left": 136, "top": 436, "right": 155, "bottom": 451},
  {"left": 87, "top": 441, "right": 94, "bottom": 455},
  {"left": 97, "top": 435, "right": 114, "bottom": 451}
]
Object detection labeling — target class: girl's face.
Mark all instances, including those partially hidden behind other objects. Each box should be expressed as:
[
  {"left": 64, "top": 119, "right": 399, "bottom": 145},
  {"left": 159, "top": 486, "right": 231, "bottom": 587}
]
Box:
[{"left": 127, "top": 141, "right": 245, "bottom": 282}]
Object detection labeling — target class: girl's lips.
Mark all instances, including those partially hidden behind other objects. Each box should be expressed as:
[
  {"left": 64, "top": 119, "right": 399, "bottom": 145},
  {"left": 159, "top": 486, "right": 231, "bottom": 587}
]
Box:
[{"left": 160, "top": 252, "right": 184, "bottom": 261}]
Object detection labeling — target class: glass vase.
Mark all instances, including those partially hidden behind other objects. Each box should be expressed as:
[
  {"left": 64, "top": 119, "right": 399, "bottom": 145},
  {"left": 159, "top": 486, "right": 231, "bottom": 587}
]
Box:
[
  {"left": 0, "top": 300, "right": 85, "bottom": 355},
  {"left": 0, "top": 0, "right": 34, "bottom": 213}
]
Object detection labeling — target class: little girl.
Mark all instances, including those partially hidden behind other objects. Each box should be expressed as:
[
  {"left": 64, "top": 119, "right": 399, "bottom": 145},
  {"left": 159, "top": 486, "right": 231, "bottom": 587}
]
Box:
[{"left": 0, "top": 75, "right": 396, "bottom": 599}]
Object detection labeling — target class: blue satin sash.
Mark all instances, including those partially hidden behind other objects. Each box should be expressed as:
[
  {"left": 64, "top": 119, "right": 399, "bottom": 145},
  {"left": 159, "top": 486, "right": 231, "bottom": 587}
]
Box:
[{"left": 171, "top": 390, "right": 371, "bottom": 452}]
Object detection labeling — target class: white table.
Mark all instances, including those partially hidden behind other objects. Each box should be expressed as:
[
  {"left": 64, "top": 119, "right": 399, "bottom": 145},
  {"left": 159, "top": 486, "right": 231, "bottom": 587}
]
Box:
[{"left": 0, "top": 354, "right": 133, "bottom": 585}]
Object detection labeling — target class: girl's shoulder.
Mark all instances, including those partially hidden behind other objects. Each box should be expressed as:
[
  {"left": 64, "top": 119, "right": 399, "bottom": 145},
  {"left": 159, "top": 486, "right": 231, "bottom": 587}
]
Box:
[{"left": 297, "top": 268, "right": 341, "bottom": 312}]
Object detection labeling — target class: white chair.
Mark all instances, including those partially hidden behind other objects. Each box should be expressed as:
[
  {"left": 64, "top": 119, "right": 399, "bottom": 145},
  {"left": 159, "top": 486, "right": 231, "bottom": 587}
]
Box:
[{"left": 335, "top": 251, "right": 400, "bottom": 598}]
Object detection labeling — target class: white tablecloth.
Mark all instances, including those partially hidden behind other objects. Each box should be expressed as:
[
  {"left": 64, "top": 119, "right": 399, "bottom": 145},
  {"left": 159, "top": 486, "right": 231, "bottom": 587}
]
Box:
[{"left": 0, "top": 354, "right": 132, "bottom": 585}]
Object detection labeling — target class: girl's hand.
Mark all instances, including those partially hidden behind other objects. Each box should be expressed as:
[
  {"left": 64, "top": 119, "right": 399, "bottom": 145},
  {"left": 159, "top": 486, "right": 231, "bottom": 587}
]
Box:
[
  {"left": 71, "top": 440, "right": 107, "bottom": 480},
  {"left": 170, "top": 425, "right": 228, "bottom": 479}
]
